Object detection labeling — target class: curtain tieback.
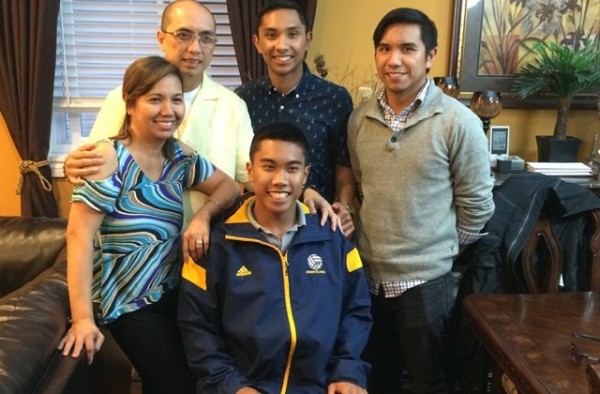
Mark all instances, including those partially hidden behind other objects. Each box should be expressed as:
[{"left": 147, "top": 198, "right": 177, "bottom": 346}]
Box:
[{"left": 17, "top": 160, "right": 53, "bottom": 194}]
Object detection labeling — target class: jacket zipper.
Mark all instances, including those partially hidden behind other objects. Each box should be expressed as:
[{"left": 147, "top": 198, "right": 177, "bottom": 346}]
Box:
[{"left": 225, "top": 235, "right": 297, "bottom": 394}]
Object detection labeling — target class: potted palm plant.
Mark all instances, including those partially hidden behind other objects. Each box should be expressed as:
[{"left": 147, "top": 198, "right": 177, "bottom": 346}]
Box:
[{"left": 512, "top": 40, "right": 600, "bottom": 162}]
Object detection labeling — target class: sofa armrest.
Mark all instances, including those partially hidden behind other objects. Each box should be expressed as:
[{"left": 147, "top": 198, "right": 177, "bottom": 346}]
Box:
[
  {"left": 0, "top": 216, "right": 132, "bottom": 393},
  {"left": 33, "top": 350, "right": 83, "bottom": 394},
  {"left": 0, "top": 216, "right": 67, "bottom": 296},
  {"left": 0, "top": 247, "right": 71, "bottom": 394}
]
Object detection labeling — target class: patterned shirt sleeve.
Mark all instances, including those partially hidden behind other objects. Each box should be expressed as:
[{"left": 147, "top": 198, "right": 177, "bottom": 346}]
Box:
[
  {"left": 71, "top": 175, "right": 121, "bottom": 213},
  {"left": 184, "top": 153, "right": 217, "bottom": 189},
  {"left": 457, "top": 227, "right": 487, "bottom": 246}
]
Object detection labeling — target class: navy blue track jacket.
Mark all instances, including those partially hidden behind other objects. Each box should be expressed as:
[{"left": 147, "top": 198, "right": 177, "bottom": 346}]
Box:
[{"left": 178, "top": 197, "right": 371, "bottom": 394}]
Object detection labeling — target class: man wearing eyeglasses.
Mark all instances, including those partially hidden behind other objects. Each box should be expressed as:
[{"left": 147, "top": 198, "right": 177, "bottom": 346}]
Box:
[{"left": 63, "top": 0, "right": 252, "bottom": 231}]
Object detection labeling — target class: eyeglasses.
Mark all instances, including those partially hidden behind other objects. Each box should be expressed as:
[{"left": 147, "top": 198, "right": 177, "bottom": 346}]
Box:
[
  {"left": 161, "top": 29, "right": 217, "bottom": 48},
  {"left": 570, "top": 342, "right": 600, "bottom": 367}
]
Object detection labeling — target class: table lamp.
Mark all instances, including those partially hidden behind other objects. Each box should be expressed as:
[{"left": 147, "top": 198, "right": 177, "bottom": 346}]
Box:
[{"left": 470, "top": 90, "right": 503, "bottom": 134}]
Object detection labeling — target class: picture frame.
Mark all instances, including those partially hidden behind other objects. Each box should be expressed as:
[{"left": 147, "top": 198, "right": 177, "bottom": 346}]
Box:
[
  {"left": 489, "top": 126, "right": 509, "bottom": 156},
  {"left": 449, "top": 0, "right": 600, "bottom": 109}
]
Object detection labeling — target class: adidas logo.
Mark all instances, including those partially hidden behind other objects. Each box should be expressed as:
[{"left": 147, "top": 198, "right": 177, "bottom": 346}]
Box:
[{"left": 236, "top": 266, "right": 252, "bottom": 277}]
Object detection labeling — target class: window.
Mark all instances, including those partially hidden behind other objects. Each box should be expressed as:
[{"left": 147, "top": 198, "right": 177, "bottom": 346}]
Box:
[{"left": 49, "top": 0, "right": 240, "bottom": 176}]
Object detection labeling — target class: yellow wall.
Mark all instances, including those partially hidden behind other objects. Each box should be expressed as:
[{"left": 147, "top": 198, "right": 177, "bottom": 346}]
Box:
[
  {"left": 1, "top": 0, "right": 599, "bottom": 218},
  {"left": 0, "top": 113, "right": 21, "bottom": 216}
]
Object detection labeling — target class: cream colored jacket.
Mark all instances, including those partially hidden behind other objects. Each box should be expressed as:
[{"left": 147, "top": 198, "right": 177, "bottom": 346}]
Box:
[{"left": 89, "top": 74, "right": 253, "bottom": 229}]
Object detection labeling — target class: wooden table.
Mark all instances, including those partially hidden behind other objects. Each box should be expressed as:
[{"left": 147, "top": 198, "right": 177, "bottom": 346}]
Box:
[{"left": 463, "top": 292, "right": 600, "bottom": 393}]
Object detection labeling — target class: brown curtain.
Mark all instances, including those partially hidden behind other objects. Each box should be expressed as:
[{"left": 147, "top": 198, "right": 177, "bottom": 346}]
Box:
[
  {"left": 0, "top": 0, "right": 60, "bottom": 217},
  {"left": 227, "top": 0, "right": 318, "bottom": 84}
]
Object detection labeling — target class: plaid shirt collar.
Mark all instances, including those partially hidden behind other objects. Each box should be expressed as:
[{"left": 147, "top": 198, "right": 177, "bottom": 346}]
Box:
[{"left": 378, "top": 79, "right": 429, "bottom": 133}]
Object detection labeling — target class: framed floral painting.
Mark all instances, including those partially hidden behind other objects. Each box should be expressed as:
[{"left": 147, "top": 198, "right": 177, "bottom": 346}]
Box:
[{"left": 449, "top": 0, "right": 600, "bottom": 109}]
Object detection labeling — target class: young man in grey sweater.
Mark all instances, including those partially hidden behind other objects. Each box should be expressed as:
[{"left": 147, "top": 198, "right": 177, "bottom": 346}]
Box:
[{"left": 347, "top": 7, "right": 494, "bottom": 393}]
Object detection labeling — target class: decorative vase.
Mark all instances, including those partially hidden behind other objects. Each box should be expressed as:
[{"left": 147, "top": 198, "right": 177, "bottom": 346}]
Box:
[
  {"left": 470, "top": 91, "right": 503, "bottom": 134},
  {"left": 433, "top": 76, "right": 460, "bottom": 98},
  {"left": 535, "top": 136, "right": 582, "bottom": 162}
]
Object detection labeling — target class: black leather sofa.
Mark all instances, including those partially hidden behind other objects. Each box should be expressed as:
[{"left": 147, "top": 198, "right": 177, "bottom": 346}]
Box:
[{"left": 0, "top": 216, "right": 131, "bottom": 394}]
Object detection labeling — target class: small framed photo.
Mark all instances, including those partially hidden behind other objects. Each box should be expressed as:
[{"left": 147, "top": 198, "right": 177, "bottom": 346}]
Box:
[{"left": 489, "top": 126, "right": 509, "bottom": 156}]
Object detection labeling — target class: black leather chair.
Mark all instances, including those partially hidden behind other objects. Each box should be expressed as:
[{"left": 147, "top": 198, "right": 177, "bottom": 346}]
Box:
[{"left": 0, "top": 216, "right": 131, "bottom": 394}]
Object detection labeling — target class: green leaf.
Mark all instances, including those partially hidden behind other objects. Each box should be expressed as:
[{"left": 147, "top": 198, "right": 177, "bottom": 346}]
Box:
[{"left": 512, "top": 39, "right": 600, "bottom": 100}]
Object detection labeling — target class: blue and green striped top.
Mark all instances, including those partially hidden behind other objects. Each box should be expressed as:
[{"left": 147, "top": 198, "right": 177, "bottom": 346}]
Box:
[{"left": 72, "top": 140, "right": 215, "bottom": 322}]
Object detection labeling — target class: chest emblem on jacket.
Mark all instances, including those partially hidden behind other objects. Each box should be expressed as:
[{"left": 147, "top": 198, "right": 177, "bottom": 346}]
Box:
[
  {"left": 236, "top": 265, "right": 252, "bottom": 277},
  {"left": 306, "top": 254, "right": 326, "bottom": 274}
]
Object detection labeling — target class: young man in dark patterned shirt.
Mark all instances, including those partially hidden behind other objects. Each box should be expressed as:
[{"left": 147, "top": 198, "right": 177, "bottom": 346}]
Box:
[{"left": 235, "top": 0, "right": 356, "bottom": 238}]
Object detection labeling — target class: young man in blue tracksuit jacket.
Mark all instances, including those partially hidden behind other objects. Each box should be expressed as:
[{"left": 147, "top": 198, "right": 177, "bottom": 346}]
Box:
[{"left": 178, "top": 122, "right": 371, "bottom": 394}]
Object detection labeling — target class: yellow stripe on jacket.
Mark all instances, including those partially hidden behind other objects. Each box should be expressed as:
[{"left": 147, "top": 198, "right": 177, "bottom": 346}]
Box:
[{"left": 182, "top": 257, "right": 206, "bottom": 290}]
